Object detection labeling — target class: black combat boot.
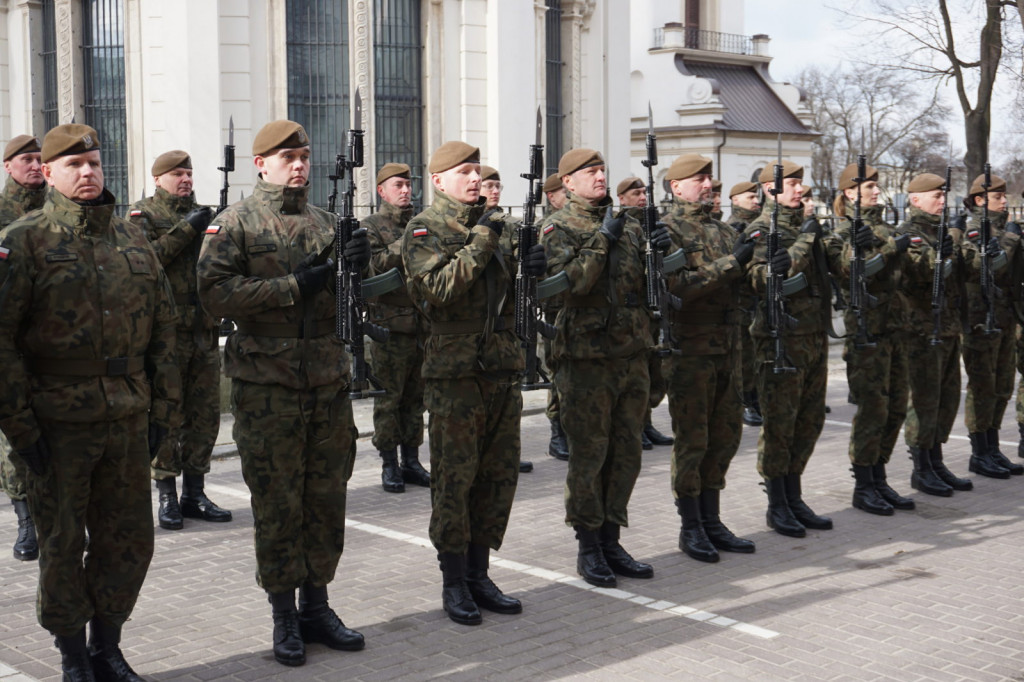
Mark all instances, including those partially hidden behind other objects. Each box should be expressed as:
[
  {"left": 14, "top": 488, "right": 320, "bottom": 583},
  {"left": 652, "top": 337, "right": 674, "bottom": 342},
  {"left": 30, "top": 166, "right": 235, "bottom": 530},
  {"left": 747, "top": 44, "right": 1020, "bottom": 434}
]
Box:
[
  {"left": 268, "top": 590, "right": 305, "bottom": 666},
  {"left": 643, "top": 422, "right": 673, "bottom": 446},
  {"left": 12, "top": 499, "right": 38, "bottom": 561},
  {"left": 55, "top": 629, "right": 95, "bottom": 682},
  {"left": 641, "top": 429, "right": 653, "bottom": 450},
  {"left": 764, "top": 477, "right": 805, "bottom": 537},
  {"left": 599, "top": 521, "right": 654, "bottom": 577},
  {"left": 180, "top": 473, "right": 233, "bottom": 522},
  {"left": 519, "top": 460, "right": 533, "bottom": 473},
  {"left": 698, "top": 489, "right": 755, "bottom": 553},
  {"left": 909, "top": 447, "right": 953, "bottom": 496},
  {"left": 931, "top": 443, "right": 974, "bottom": 489},
  {"left": 548, "top": 417, "right": 569, "bottom": 461},
  {"left": 742, "top": 392, "right": 763, "bottom": 426},
  {"left": 675, "top": 497, "right": 719, "bottom": 563},
  {"left": 574, "top": 527, "right": 616, "bottom": 587},
  {"left": 985, "top": 428, "right": 1023, "bottom": 475},
  {"left": 466, "top": 543, "right": 522, "bottom": 614},
  {"left": 379, "top": 448, "right": 405, "bottom": 493},
  {"left": 968, "top": 432, "right": 1010, "bottom": 479},
  {"left": 298, "top": 584, "right": 365, "bottom": 651},
  {"left": 438, "top": 552, "right": 482, "bottom": 625},
  {"left": 851, "top": 465, "right": 894, "bottom": 516},
  {"left": 155, "top": 478, "right": 183, "bottom": 530},
  {"left": 872, "top": 462, "right": 914, "bottom": 510},
  {"left": 784, "top": 473, "right": 833, "bottom": 530},
  {"left": 88, "top": 618, "right": 143, "bottom": 681},
  {"left": 399, "top": 444, "right": 431, "bottom": 487}
]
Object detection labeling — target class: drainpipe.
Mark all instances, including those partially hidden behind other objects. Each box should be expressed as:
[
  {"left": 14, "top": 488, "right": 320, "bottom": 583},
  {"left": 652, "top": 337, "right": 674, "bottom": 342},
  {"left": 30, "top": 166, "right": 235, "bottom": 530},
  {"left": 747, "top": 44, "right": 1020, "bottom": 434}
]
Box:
[{"left": 715, "top": 128, "right": 727, "bottom": 178}]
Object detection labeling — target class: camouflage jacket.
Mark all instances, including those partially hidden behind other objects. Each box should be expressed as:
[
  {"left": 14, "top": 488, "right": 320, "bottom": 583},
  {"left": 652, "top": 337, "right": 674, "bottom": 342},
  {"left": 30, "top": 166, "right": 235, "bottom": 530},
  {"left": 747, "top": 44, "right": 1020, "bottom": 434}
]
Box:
[
  {"left": 829, "top": 204, "right": 909, "bottom": 336},
  {"left": 0, "top": 175, "right": 47, "bottom": 228},
  {"left": 366, "top": 200, "right": 426, "bottom": 336},
  {"left": 894, "top": 207, "right": 969, "bottom": 338},
  {"left": 401, "top": 190, "right": 522, "bottom": 379},
  {"left": 129, "top": 188, "right": 215, "bottom": 330},
  {"left": 663, "top": 198, "right": 745, "bottom": 354},
  {"left": 541, "top": 192, "right": 650, "bottom": 362},
  {"left": 959, "top": 208, "right": 1022, "bottom": 331},
  {"left": 726, "top": 205, "right": 760, "bottom": 232},
  {"left": 744, "top": 200, "right": 832, "bottom": 339},
  {"left": 198, "top": 178, "right": 349, "bottom": 389},
  {"left": 0, "top": 188, "right": 180, "bottom": 449}
]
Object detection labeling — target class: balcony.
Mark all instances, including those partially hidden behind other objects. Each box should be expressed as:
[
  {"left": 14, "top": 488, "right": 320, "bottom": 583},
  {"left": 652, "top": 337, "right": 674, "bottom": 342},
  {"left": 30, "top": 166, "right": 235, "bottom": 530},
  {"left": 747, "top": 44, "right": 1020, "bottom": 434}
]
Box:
[{"left": 652, "top": 25, "right": 768, "bottom": 57}]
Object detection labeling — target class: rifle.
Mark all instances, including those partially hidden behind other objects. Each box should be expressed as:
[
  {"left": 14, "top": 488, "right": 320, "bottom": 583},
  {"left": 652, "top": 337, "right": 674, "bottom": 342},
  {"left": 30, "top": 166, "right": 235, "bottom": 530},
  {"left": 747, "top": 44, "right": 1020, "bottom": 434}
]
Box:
[
  {"left": 929, "top": 166, "right": 952, "bottom": 346},
  {"left": 980, "top": 163, "right": 999, "bottom": 335},
  {"left": 765, "top": 136, "right": 797, "bottom": 373},
  {"left": 515, "top": 109, "right": 555, "bottom": 391},
  {"left": 849, "top": 154, "right": 878, "bottom": 349},
  {"left": 217, "top": 116, "right": 235, "bottom": 213},
  {"left": 336, "top": 89, "right": 389, "bottom": 400}
]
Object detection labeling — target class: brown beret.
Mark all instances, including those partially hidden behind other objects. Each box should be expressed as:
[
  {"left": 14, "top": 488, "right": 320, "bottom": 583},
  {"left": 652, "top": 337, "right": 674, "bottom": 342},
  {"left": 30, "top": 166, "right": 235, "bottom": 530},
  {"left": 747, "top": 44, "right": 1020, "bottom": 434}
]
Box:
[
  {"left": 729, "top": 181, "right": 757, "bottom": 198},
  {"left": 758, "top": 160, "right": 803, "bottom": 183},
  {"left": 480, "top": 165, "right": 500, "bottom": 182},
  {"left": 616, "top": 176, "right": 644, "bottom": 196},
  {"left": 252, "top": 120, "right": 309, "bottom": 156},
  {"left": 558, "top": 148, "right": 604, "bottom": 177},
  {"left": 151, "top": 150, "right": 192, "bottom": 177},
  {"left": 429, "top": 141, "right": 480, "bottom": 174},
  {"left": 666, "top": 154, "right": 713, "bottom": 182},
  {"left": 838, "top": 162, "right": 879, "bottom": 190},
  {"left": 712, "top": 179, "right": 722, "bottom": 193},
  {"left": 376, "top": 162, "right": 411, "bottom": 186},
  {"left": 800, "top": 185, "right": 813, "bottom": 200},
  {"left": 968, "top": 173, "right": 1007, "bottom": 196},
  {"left": 907, "top": 173, "right": 946, "bottom": 194},
  {"left": 543, "top": 173, "right": 563, "bottom": 194},
  {"left": 41, "top": 124, "right": 100, "bottom": 163},
  {"left": 4, "top": 134, "right": 41, "bottom": 162}
]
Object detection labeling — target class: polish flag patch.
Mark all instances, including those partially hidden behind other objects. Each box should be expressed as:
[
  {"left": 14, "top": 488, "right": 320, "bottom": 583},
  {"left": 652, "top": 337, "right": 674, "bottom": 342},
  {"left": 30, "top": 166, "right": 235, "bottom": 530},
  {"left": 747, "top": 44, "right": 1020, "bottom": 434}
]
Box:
[
  {"left": 750, "top": 229, "right": 763, "bottom": 239},
  {"left": 129, "top": 209, "right": 143, "bottom": 217},
  {"left": 0, "top": 246, "right": 9, "bottom": 261},
  {"left": 412, "top": 228, "right": 428, "bottom": 237},
  {"left": 910, "top": 236, "right": 922, "bottom": 245},
  {"left": 543, "top": 224, "right": 555, "bottom": 235},
  {"left": 205, "top": 225, "right": 221, "bottom": 234},
  {"left": 967, "top": 229, "right": 980, "bottom": 240}
]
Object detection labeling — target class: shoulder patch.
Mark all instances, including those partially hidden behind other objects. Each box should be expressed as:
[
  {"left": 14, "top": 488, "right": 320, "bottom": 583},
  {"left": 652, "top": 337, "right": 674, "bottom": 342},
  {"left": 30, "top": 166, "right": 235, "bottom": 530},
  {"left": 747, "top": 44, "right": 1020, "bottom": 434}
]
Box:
[
  {"left": 543, "top": 224, "right": 555, "bottom": 235},
  {"left": 749, "top": 229, "right": 764, "bottom": 239},
  {"left": 129, "top": 209, "right": 143, "bottom": 217},
  {"left": 412, "top": 227, "right": 428, "bottom": 237},
  {"left": 205, "top": 225, "right": 221, "bottom": 235},
  {"left": 966, "top": 229, "right": 979, "bottom": 240},
  {"left": 0, "top": 246, "right": 9, "bottom": 261},
  {"left": 910, "top": 236, "right": 923, "bottom": 245}
]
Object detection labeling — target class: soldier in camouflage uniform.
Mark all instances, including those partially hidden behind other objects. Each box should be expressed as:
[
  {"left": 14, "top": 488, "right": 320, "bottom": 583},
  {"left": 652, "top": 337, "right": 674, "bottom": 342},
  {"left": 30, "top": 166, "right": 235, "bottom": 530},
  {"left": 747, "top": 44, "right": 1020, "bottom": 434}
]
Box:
[
  {"left": 129, "top": 150, "right": 233, "bottom": 531},
  {"left": 542, "top": 173, "right": 569, "bottom": 461},
  {"left": 402, "top": 141, "right": 545, "bottom": 626},
  {"left": 896, "top": 173, "right": 974, "bottom": 496},
  {"left": 744, "top": 160, "right": 834, "bottom": 538},
  {"left": 0, "top": 134, "right": 46, "bottom": 562},
  {"left": 710, "top": 179, "right": 724, "bottom": 220},
  {"left": 957, "top": 173, "right": 1024, "bottom": 477},
  {"left": 660, "top": 155, "right": 756, "bottom": 563},
  {"left": 828, "top": 162, "right": 915, "bottom": 516},
  {"left": 198, "top": 120, "right": 369, "bottom": 666},
  {"left": 728, "top": 181, "right": 764, "bottom": 428},
  {"left": 542, "top": 149, "right": 665, "bottom": 587},
  {"left": 0, "top": 124, "right": 180, "bottom": 681},
  {"left": 365, "top": 162, "right": 431, "bottom": 493}
]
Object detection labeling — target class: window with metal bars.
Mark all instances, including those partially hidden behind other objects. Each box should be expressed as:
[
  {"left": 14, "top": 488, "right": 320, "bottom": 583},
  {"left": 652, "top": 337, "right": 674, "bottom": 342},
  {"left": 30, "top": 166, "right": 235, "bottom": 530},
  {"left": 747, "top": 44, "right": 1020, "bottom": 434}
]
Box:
[
  {"left": 545, "top": 0, "right": 564, "bottom": 178},
  {"left": 286, "top": 0, "right": 350, "bottom": 209},
  {"left": 40, "top": 0, "right": 58, "bottom": 133},
  {"left": 374, "top": 0, "right": 423, "bottom": 208},
  {"left": 82, "top": 0, "right": 129, "bottom": 212}
]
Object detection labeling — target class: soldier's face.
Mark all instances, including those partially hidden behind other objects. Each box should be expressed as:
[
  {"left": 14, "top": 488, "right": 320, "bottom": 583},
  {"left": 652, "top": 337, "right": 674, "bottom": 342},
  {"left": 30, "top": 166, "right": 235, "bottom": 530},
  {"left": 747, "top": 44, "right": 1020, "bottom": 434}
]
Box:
[
  {"left": 256, "top": 146, "right": 310, "bottom": 187},
  {"left": 481, "top": 178, "right": 502, "bottom": 209},
  {"left": 671, "top": 174, "right": 712, "bottom": 203},
  {"left": 42, "top": 150, "right": 104, "bottom": 201},
  {"left": 564, "top": 165, "right": 606, "bottom": 204},
  {"left": 974, "top": 191, "right": 1007, "bottom": 212},
  {"left": 843, "top": 180, "right": 880, "bottom": 207},
  {"left": 712, "top": 192, "right": 721, "bottom": 212},
  {"left": 378, "top": 176, "right": 412, "bottom": 208},
  {"left": 154, "top": 167, "right": 194, "bottom": 197},
  {"left": 732, "top": 191, "right": 759, "bottom": 211},
  {"left": 910, "top": 189, "right": 944, "bottom": 216},
  {"left": 618, "top": 187, "right": 646, "bottom": 207},
  {"left": 432, "top": 162, "right": 481, "bottom": 205},
  {"left": 4, "top": 152, "right": 44, "bottom": 189},
  {"left": 765, "top": 177, "right": 802, "bottom": 208},
  {"left": 546, "top": 187, "right": 566, "bottom": 210}
]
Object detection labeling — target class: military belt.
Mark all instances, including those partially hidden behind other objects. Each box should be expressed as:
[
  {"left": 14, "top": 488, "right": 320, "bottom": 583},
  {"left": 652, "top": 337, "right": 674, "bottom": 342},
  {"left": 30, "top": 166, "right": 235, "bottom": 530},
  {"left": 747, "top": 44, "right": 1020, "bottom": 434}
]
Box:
[
  {"left": 431, "top": 315, "right": 513, "bottom": 335},
  {"left": 27, "top": 356, "right": 145, "bottom": 377},
  {"left": 674, "top": 310, "right": 741, "bottom": 326},
  {"left": 235, "top": 319, "right": 336, "bottom": 338}
]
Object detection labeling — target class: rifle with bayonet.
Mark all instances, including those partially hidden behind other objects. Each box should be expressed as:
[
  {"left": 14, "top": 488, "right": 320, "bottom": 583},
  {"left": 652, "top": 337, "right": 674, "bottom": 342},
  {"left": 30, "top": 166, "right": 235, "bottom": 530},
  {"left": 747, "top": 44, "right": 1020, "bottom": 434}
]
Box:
[
  {"left": 217, "top": 116, "right": 235, "bottom": 214},
  {"left": 849, "top": 154, "right": 878, "bottom": 349},
  {"left": 929, "top": 166, "right": 953, "bottom": 345},
  {"left": 980, "top": 163, "right": 1000, "bottom": 335},
  {"left": 765, "top": 138, "right": 797, "bottom": 373}
]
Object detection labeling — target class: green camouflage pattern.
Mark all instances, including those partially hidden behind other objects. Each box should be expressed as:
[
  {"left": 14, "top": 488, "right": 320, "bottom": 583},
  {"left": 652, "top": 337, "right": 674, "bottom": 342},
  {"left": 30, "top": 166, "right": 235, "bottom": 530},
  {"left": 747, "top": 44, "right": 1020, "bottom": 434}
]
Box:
[
  {"left": 1016, "top": 324, "right": 1024, "bottom": 425},
  {"left": 727, "top": 206, "right": 761, "bottom": 395},
  {"left": 366, "top": 200, "right": 426, "bottom": 335},
  {"left": 904, "top": 335, "right": 962, "bottom": 448}
]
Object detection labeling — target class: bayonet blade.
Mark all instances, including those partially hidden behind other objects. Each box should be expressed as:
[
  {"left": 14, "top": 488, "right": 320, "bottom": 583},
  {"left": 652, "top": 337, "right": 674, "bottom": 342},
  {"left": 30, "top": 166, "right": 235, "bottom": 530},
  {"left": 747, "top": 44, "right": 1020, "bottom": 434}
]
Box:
[
  {"left": 353, "top": 88, "right": 363, "bottom": 131},
  {"left": 535, "top": 107, "right": 543, "bottom": 148},
  {"left": 647, "top": 102, "right": 654, "bottom": 136},
  {"left": 228, "top": 115, "right": 234, "bottom": 146}
]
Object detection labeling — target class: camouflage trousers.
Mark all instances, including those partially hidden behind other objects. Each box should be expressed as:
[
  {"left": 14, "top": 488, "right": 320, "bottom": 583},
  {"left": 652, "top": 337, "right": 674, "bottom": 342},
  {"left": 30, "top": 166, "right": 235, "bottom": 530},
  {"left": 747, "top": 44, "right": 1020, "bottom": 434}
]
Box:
[
  {"left": 844, "top": 333, "right": 909, "bottom": 466},
  {"left": 26, "top": 413, "right": 153, "bottom": 636},
  {"left": 152, "top": 326, "right": 220, "bottom": 480},
  {"left": 559, "top": 353, "right": 648, "bottom": 530},
  {"left": 904, "top": 334, "right": 961, "bottom": 449},
  {"left": 755, "top": 333, "right": 828, "bottom": 480},
  {"left": 0, "top": 432, "right": 26, "bottom": 500},
  {"left": 369, "top": 331, "right": 425, "bottom": 450},
  {"left": 541, "top": 316, "right": 560, "bottom": 422},
  {"left": 424, "top": 376, "right": 522, "bottom": 554},
  {"left": 741, "top": 321, "right": 757, "bottom": 395},
  {"left": 963, "top": 327, "right": 1015, "bottom": 433},
  {"left": 665, "top": 350, "right": 742, "bottom": 499},
  {"left": 232, "top": 380, "right": 356, "bottom": 593},
  {"left": 1016, "top": 324, "right": 1024, "bottom": 425}
]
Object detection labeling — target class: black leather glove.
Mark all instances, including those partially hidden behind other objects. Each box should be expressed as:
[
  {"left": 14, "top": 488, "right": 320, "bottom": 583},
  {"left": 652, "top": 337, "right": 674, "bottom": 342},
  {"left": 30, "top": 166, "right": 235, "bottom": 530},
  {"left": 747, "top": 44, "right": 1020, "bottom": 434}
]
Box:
[
  {"left": 147, "top": 423, "right": 168, "bottom": 459},
  {"left": 940, "top": 232, "right": 954, "bottom": 259},
  {"left": 893, "top": 233, "right": 911, "bottom": 253},
  {"left": 986, "top": 236, "right": 1002, "bottom": 257},
  {"left": 344, "top": 227, "right": 371, "bottom": 269},
  {"left": 599, "top": 206, "right": 625, "bottom": 244},
  {"left": 294, "top": 261, "right": 334, "bottom": 298},
  {"left": 770, "top": 246, "right": 791, "bottom": 275},
  {"left": 853, "top": 223, "right": 874, "bottom": 250},
  {"left": 800, "top": 217, "right": 822, "bottom": 237},
  {"left": 732, "top": 235, "right": 755, "bottom": 266},
  {"left": 477, "top": 208, "right": 503, "bottom": 238},
  {"left": 184, "top": 206, "right": 214, "bottom": 234},
  {"left": 523, "top": 242, "right": 547, "bottom": 277},
  {"left": 730, "top": 222, "right": 746, "bottom": 234},
  {"left": 1006, "top": 221, "right": 1021, "bottom": 236},
  {"left": 650, "top": 222, "right": 672, "bottom": 254},
  {"left": 950, "top": 213, "right": 967, "bottom": 231},
  {"left": 16, "top": 438, "right": 50, "bottom": 477}
]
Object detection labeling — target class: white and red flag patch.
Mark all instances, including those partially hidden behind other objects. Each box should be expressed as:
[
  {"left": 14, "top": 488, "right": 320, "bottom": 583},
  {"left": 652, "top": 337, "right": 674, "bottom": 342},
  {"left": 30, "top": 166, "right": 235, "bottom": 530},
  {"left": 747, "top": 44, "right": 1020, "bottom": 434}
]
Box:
[
  {"left": 412, "top": 228, "right": 428, "bottom": 237},
  {"left": 910, "top": 236, "right": 923, "bottom": 245},
  {"left": 129, "top": 210, "right": 143, "bottom": 217},
  {"left": 543, "top": 224, "right": 555, "bottom": 235},
  {"left": 0, "top": 246, "right": 9, "bottom": 261},
  {"left": 206, "top": 225, "right": 221, "bottom": 234}
]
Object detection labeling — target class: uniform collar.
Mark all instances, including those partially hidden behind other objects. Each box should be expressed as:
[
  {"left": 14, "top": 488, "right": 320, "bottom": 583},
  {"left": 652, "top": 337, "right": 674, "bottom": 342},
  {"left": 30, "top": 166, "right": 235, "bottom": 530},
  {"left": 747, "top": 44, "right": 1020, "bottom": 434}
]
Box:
[
  {"left": 253, "top": 176, "right": 309, "bottom": 214},
  {"left": 565, "top": 191, "right": 612, "bottom": 221},
  {"left": 430, "top": 190, "right": 487, "bottom": 226},
  {"left": 153, "top": 186, "right": 197, "bottom": 213},
  {"left": 4, "top": 175, "right": 47, "bottom": 210},
  {"left": 47, "top": 187, "right": 117, "bottom": 235},
  {"left": 378, "top": 199, "right": 414, "bottom": 223}
]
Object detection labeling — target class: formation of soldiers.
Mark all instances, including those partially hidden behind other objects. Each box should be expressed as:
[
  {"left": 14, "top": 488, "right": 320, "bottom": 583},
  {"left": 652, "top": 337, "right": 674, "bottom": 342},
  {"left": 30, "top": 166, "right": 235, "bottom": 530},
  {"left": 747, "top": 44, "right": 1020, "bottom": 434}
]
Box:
[{"left": 2, "top": 118, "right": 1023, "bottom": 681}]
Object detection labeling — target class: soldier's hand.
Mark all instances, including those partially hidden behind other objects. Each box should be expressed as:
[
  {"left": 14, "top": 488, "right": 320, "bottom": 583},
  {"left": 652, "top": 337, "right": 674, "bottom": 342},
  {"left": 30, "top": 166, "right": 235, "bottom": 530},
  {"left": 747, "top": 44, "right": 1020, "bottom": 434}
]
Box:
[
  {"left": 294, "top": 262, "right": 333, "bottom": 298},
  {"left": 854, "top": 223, "right": 874, "bottom": 250},
  {"left": 184, "top": 206, "right": 214, "bottom": 234},
  {"left": 732, "top": 234, "right": 755, "bottom": 266},
  {"left": 951, "top": 213, "right": 967, "bottom": 232},
  {"left": 893, "top": 233, "right": 912, "bottom": 253},
  {"left": 344, "top": 227, "right": 371, "bottom": 269},
  {"left": 986, "top": 236, "right": 1002, "bottom": 258},
  {"left": 770, "top": 246, "right": 791, "bottom": 275},
  {"left": 650, "top": 222, "right": 672, "bottom": 253},
  {"left": 730, "top": 221, "right": 746, "bottom": 234},
  {"left": 477, "top": 208, "right": 504, "bottom": 237},
  {"left": 147, "top": 423, "right": 168, "bottom": 459},
  {"left": 1006, "top": 221, "right": 1022, "bottom": 236},
  {"left": 523, "top": 242, "right": 547, "bottom": 276},
  {"left": 940, "top": 233, "right": 954, "bottom": 259},
  {"left": 16, "top": 438, "right": 50, "bottom": 477},
  {"left": 599, "top": 206, "right": 625, "bottom": 244},
  {"left": 800, "top": 217, "right": 822, "bottom": 237}
]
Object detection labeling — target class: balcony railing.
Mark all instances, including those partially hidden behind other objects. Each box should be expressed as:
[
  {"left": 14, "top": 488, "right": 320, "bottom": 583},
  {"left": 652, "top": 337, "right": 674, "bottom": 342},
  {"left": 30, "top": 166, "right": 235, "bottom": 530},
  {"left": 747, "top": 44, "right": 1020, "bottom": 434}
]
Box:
[{"left": 652, "top": 27, "right": 754, "bottom": 56}]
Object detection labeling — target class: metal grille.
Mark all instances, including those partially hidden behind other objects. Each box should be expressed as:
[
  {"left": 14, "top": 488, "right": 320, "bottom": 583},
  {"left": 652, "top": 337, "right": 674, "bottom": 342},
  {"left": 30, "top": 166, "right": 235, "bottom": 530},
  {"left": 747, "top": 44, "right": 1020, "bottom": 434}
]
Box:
[
  {"left": 40, "top": 0, "right": 58, "bottom": 132},
  {"left": 545, "top": 0, "right": 564, "bottom": 178},
  {"left": 374, "top": 0, "right": 424, "bottom": 207},
  {"left": 82, "top": 0, "right": 129, "bottom": 212},
  {"left": 286, "top": 0, "right": 350, "bottom": 208}
]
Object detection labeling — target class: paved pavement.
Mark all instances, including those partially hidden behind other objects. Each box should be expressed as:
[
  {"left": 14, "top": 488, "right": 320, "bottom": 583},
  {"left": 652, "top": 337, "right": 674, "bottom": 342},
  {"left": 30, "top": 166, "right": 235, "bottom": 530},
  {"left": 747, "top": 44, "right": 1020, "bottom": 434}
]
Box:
[{"left": 2, "top": 344, "right": 1024, "bottom": 681}]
